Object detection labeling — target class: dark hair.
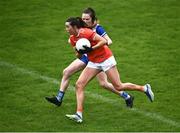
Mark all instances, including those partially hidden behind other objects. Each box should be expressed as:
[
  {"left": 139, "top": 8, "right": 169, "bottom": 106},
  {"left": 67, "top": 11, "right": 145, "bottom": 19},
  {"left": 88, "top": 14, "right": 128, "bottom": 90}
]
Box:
[
  {"left": 83, "top": 7, "right": 97, "bottom": 22},
  {"left": 66, "top": 17, "right": 87, "bottom": 28}
]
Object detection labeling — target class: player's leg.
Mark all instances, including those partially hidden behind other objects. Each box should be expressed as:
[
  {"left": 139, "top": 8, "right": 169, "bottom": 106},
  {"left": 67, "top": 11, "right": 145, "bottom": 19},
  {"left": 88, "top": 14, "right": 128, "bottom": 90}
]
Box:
[
  {"left": 60, "top": 58, "right": 86, "bottom": 92},
  {"left": 76, "top": 67, "right": 100, "bottom": 114},
  {"left": 105, "top": 66, "right": 143, "bottom": 91},
  {"left": 66, "top": 67, "right": 101, "bottom": 123},
  {"left": 45, "top": 58, "right": 86, "bottom": 106},
  {"left": 96, "top": 72, "right": 134, "bottom": 107},
  {"left": 96, "top": 72, "right": 119, "bottom": 94},
  {"left": 105, "top": 66, "right": 154, "bottom": 102}
]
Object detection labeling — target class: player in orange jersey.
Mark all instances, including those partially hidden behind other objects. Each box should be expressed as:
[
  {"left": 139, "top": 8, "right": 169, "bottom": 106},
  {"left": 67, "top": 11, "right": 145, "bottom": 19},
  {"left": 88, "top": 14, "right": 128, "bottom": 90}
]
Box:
[
  {"left": 45, "top": 8, "right": 134, "bottom": 108},
  {"left": 64, "top": 17, "right": 154, "bottom": 123}
]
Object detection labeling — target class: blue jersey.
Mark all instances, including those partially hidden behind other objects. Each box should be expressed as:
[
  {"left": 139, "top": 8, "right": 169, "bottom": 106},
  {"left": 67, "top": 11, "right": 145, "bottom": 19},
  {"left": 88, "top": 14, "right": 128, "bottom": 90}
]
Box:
[{"left": 92, "top": 24, "right": 107, "bottom": 37}]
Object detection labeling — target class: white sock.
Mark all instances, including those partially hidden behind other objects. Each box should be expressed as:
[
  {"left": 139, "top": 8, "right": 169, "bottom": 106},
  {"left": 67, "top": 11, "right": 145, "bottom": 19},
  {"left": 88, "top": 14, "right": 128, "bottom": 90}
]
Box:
[
  {"left": 144, "top": 85, "right": 147, "bottom": 92},
  {"left": 76, "top": 111, "right": 82, "bottom": 118},
  {"left": 119, "top": 91, "right": 130, "bottom": 100}
]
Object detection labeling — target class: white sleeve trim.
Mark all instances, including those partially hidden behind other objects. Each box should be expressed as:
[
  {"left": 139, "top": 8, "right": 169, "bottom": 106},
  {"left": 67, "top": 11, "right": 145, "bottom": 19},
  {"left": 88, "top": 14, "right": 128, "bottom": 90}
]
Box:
[{"left": 101, "top": 32, "right": 107, "bottom": 37}]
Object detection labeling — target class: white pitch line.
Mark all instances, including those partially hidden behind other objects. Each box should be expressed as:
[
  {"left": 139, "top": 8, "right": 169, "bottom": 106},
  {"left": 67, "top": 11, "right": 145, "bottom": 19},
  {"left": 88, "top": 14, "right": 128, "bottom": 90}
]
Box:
[{"left": 0, "top": 60, "right": 179, "bottom": 128}]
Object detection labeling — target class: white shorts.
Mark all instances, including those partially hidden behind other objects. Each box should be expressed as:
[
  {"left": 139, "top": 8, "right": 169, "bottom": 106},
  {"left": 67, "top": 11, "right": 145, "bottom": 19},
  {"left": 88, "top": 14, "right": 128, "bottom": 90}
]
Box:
[{"left": 87, "top": 56, "right": 117, "bottom": 72}]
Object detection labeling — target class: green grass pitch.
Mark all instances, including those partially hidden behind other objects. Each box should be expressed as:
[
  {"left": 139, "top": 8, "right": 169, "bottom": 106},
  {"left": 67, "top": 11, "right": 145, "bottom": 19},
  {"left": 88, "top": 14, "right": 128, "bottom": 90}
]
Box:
[{"left": 0, "top": 0, "right": 180, "bottom": 131}]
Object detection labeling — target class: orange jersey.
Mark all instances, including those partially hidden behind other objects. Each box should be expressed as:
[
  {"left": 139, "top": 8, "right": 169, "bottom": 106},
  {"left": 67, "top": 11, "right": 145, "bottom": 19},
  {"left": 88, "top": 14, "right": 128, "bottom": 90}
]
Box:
[{"left": 69, "top": 28, "right": 112, "bottom": 63}]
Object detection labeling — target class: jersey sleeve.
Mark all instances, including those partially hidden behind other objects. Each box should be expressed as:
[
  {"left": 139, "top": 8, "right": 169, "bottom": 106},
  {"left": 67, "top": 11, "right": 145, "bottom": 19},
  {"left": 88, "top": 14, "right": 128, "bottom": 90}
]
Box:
[{"left": 96, "top": 25, "right": 107, "bottom": 37}]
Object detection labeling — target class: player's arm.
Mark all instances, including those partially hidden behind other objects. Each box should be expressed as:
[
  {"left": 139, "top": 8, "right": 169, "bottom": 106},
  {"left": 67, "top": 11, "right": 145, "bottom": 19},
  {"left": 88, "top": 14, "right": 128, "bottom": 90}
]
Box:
[
  {"left": 103, "top": 34, "right": 112, "bottom": 45},
  {"left": 68, "top": 38, "right": 71, "bottom": 44},
  {"left": 92, "top": 33, "right": 107, "bottom": 50},
  {"left": 78, "top": 33, "right": 107, "bottom": 54},
  {"left": 96, "top": 25, "right": 112, "bottom": 45}
]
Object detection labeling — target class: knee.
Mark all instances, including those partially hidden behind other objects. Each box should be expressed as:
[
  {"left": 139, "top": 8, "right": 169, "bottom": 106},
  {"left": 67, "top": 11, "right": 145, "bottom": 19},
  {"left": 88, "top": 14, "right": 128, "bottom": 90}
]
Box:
[
  {"left": 113, "top": 83, "right": 123, "bottom": 91},
  {"left": 75, "top": 80, "right": 85, "bottom": 91},
  {"left": 99, "top": 81, "right": 108, "bottom": 89},
  {"left": 62, "top": 68, "right": 71, "bottom": 78}
]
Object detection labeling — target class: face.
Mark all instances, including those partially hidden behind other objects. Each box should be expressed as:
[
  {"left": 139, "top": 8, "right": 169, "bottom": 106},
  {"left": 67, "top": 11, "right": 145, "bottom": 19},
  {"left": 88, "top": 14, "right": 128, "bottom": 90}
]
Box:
[
  {"left": 82, "top": 13, "right": 93, "bottom": 27},
  {"left": 65, "top": 22, "right": 76, "bottom": 35}
]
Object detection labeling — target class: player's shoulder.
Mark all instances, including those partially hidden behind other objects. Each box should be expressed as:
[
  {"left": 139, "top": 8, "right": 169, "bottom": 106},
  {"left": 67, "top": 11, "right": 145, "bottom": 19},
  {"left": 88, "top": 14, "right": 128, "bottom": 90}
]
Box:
[
  {"left": 95, "top": 24, "right": 104, "bottom": 30},
  {"left": 80, "top": 28, "right": 93, "bottom": 33},
  {"left": 79, "top": 28, "right": 94, "bottom": 36},
  {"left": 94, "top": 24, "right": 106, "bottom": 36}
]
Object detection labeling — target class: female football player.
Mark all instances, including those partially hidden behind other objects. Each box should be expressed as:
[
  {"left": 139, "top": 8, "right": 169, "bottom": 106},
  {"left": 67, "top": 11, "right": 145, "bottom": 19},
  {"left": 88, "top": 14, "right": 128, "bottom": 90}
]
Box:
[
  {"left": 64, "top": 17, "right": 154, "bottom": 123},
  {"left": 45, "top": 8, "right": 134, "bottom": 107}
]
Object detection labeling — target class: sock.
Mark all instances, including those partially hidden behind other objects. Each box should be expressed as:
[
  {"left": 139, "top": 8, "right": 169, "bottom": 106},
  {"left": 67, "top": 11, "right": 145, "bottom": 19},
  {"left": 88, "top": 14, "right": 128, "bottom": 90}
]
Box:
[
  {"left": 143, "top": 85, "right": 147, "bottom": 92},
  {"left": 56, "top": 90, "right": 65, "bottom": 101},
  {"left": 120, "top": 91, "right": 130, "bottom": 100},
  {"left": 76, "top": 111, "right": 82, "bottom": 119}
]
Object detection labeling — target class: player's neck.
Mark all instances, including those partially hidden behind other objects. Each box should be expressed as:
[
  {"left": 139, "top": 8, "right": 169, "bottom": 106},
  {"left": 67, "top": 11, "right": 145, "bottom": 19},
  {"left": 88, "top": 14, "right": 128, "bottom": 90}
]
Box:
[
  {"left": 75, "top": 28, "right": 80, "bottom": 37},
  {"left": 91, "top": 21, "right": 97, "bottom": 28}
]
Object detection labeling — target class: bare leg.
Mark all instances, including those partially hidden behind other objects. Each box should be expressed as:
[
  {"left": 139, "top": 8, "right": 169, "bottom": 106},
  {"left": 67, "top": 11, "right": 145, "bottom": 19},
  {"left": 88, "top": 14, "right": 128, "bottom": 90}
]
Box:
[
  {"left": 96, "top": 72, "right": 120, "bottom": 95},
  {"left": 105, "top": 66, "right": 144, "bottom": 92},
  {"left": 45, "top": 59, "right": 87, "bottom": 106},
  {"left": 60, "top": 59, "right": 86, "bottom": 92},
  {"left": 75, "top": 67, "right": 101, "bottom": 112}
]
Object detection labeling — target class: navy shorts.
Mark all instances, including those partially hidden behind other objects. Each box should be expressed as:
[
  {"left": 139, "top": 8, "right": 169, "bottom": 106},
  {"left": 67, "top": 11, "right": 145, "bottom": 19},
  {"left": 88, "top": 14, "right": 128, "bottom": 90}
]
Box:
[{"left": 80, "top": 54, "right": 89, "bottom": 65}]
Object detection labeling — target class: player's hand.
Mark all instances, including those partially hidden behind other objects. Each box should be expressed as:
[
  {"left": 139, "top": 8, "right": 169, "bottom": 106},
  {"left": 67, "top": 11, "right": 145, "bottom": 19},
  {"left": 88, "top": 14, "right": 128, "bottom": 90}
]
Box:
[
  {"left": 76, "top": 53, "right": 82, "bottom": 58},
  {"left": 74, "top": 48, "right": 82, "bottom": 58},
  {"left": 78, "top": 46, "right": 93, "bottom": 54},
  {"left": 75, "top": 48, "right": 79, "bottom": 52}
]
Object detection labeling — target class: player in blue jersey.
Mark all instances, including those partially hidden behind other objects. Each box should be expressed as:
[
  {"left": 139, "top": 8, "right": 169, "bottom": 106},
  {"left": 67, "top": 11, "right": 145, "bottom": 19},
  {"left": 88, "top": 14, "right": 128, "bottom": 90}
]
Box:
[
  {"left": 82, "top": 8, "right": 112, "bottom": 45},
  {"left": 45, "top": 8, "right": 153, "bottom": 108}
]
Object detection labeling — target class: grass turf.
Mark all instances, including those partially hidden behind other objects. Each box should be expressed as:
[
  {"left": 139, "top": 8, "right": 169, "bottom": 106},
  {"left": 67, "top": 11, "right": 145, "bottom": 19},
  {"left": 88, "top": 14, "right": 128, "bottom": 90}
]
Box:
[{"left": 0, "top": 0, "right": 180, "bottom": 131}]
